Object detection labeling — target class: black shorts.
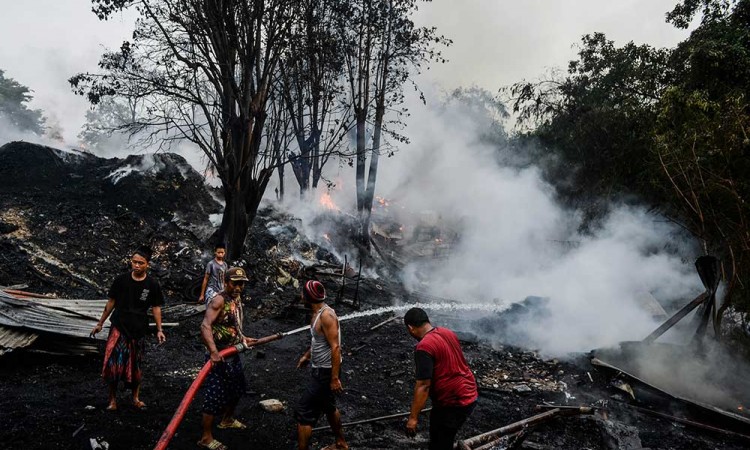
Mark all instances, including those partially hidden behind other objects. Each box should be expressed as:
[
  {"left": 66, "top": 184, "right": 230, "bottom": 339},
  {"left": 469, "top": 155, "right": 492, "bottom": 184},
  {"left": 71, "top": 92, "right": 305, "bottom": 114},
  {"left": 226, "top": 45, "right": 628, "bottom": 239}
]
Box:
[
  {"left": 429, "top": 401, "right": 477, "bottom": 450},
  {"left": 295, "top": 367, "right": 338, "bottom": 426}
]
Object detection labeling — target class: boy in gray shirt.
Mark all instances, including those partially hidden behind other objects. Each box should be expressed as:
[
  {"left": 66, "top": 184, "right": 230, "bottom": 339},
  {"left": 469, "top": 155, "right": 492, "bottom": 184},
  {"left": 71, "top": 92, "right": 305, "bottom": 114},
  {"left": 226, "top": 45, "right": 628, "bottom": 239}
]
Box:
[{"left": 199, "top": 244, "right": 228, "bottom": 304}]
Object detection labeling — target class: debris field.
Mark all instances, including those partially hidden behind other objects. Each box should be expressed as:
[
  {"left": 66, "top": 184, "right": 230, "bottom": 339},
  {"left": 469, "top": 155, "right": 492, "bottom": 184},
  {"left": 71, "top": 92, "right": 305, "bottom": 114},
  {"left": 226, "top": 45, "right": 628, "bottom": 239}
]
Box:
[{"left": 1, "top": 142, "right": 748, "bottom": 450}]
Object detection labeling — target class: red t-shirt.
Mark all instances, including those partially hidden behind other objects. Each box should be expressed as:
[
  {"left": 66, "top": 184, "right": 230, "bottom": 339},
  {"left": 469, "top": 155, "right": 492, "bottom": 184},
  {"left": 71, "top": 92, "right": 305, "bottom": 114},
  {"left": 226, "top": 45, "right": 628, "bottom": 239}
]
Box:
[{"left": 415, "top": 327, "right": 478, "bottom": 407}]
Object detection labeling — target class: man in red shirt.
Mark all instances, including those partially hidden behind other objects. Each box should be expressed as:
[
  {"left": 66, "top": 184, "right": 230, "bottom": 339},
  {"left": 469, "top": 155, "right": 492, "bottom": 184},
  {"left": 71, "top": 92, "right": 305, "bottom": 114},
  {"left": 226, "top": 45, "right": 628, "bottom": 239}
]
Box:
[{"left": 404, "top": 307, "right": 478, "bottom": 450}]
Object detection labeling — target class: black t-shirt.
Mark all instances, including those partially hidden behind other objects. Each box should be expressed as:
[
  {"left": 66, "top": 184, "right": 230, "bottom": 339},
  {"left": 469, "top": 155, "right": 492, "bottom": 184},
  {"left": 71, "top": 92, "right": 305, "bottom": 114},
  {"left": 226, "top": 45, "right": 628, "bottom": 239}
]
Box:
[{"left": 108, "top": 272, "right": 164, "bottom": 339}]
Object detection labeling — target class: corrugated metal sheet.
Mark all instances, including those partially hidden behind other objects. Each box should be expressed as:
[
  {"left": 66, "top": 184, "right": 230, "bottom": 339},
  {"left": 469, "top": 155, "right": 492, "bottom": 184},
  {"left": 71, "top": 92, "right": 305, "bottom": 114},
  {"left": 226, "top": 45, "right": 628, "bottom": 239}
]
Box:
[
  {"left": 20, "top": 297, "right": 108, "bottom": 321},
  {"left": 0, "top": 292, "right": 109, "bottom": 340},
  {"left": 0, "top": 326, "right": 39, "bottom": 354},
  {"left": 0, "top": 289, "right": 188, "bottom": 356}
]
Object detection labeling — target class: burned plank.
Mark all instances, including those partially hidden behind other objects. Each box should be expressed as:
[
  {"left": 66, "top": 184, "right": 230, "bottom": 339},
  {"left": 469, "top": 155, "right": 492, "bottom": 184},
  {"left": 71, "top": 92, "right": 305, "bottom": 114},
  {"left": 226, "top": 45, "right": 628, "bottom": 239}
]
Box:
[{"left": 455, "top": 407, "right": 594, "bottom": 450}]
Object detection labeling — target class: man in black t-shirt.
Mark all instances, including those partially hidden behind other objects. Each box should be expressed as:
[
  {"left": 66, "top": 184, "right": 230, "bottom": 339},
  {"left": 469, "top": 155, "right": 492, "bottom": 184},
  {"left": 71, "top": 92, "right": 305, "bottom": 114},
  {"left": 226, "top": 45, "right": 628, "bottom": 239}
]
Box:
[{"left": 91, "top": 246, "right": 166, "bottom": 411}]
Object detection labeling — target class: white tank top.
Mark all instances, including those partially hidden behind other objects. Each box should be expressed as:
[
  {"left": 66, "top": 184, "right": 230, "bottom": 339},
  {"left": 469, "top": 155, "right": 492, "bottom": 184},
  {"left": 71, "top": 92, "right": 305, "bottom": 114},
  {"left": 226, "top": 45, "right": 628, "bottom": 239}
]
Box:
[{"left": 310, "top": 305, "right": 342, "bottom": 368}]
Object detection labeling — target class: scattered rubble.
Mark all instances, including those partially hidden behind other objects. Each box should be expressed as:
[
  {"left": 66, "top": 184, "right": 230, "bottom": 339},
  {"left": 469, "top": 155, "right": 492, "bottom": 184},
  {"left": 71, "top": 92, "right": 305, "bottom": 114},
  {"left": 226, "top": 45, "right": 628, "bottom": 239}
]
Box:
[{"left": 1, "top": 142, "right": 749, "bottom": 449}]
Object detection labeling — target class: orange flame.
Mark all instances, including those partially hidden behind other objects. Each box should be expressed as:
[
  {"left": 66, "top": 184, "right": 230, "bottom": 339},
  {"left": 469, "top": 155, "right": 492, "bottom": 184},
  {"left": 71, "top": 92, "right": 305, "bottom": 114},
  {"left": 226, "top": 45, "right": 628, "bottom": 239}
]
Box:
[
  {"left": 320, "top": 193, "right": 339, "bottom": 211},
  {"left": 375, "top": 196, "right": 389, "bottom": 207}
]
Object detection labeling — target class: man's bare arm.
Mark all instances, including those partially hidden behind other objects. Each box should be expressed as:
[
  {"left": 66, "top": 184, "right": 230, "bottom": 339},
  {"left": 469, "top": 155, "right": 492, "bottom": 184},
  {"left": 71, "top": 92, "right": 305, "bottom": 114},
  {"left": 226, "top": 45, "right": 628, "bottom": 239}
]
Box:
[
  {"left": 201, "top": 295, "right": 224, "bottom": 363},
  {"left": 91, "top": 298, "right": 116, "bottom": 336},
  {"left": 406, "top": 379, "right": 431, "bottom": 435},
  {"left": 198, "top": 273, "right": 209, "bottom": 302},
  {"left": 152, "top": 305, "right": 166, "bottom": 343},
  {"left": 321, "top": 311, "right": 343, "bottom": 393}
]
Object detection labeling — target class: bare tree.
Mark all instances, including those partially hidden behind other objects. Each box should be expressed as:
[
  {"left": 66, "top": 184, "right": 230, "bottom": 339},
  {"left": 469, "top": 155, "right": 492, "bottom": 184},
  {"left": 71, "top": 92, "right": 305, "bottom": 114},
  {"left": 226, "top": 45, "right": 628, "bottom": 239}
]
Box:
[
  {"left": 336, "top": 0, "right": 450, "bottom": 244},
  {"left": 264, "top": 79, "right": 294, "bottom": 201},
  {"left": 70, "top": 0, "right": 294, "bottom": 258},
  {"left": 278, "top": 0, "right": 352, "bottom": 197}
]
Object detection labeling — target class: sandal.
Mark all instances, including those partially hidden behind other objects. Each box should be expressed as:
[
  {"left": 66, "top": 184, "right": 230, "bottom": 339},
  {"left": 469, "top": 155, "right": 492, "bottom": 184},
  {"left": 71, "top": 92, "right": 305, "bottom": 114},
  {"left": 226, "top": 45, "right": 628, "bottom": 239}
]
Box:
[
  {"left": 217, "top": 418, "right": 247, "bottom": 429},
  {"left": 197, "top": 440, "right": 227, "bottom": 450}
]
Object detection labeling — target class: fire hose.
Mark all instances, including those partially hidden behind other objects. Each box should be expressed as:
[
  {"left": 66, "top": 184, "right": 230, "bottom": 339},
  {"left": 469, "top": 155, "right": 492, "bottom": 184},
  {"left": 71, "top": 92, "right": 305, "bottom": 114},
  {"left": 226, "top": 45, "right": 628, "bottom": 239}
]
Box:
[{"left": 153, "top": 332, "right": 284, "bottom": 450}]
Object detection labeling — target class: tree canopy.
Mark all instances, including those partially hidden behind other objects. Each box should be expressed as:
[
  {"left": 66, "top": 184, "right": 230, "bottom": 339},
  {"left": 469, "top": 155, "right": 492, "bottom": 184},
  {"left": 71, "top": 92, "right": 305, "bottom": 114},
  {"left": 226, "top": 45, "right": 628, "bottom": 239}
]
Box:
[
  {"left": 0, "top": 69, "right": 45, "bottom": 135},
  {"left": 72, "top": 0, "right": 448, "bottom": 257},
  {"left": 509, "top": 0, "right": 750, "bottom": 320}
]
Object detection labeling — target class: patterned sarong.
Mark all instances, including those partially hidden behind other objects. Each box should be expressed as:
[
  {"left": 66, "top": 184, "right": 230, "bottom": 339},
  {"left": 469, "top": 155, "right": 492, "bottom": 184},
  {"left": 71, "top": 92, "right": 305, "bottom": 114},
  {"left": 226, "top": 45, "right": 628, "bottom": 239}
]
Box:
[
  {"left": 202, "top": 354, "right": 247, "bottom": 415},
  {"left": 102, "top": 326, "right": 144, "bottom": 387}
]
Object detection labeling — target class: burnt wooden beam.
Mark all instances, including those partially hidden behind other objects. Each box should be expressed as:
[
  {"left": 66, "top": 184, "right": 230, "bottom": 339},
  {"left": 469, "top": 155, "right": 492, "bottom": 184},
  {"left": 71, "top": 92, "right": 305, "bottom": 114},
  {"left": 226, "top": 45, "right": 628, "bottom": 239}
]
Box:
[
  {"left": 455, "top": 407, "right": 594, "bottom": 450},
  {"left": 369, "top": 315, "right": 398, "bottom": 332},
  {"left": 642, "top": 292, "right": 707, "bottom": 344}
]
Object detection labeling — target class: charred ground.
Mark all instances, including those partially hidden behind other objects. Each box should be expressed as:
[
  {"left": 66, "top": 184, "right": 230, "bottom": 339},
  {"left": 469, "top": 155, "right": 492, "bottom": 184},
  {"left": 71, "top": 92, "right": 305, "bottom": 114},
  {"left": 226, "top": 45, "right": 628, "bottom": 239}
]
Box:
[{"left": 0, "top": 142, "right": 747, "bottom": 450}]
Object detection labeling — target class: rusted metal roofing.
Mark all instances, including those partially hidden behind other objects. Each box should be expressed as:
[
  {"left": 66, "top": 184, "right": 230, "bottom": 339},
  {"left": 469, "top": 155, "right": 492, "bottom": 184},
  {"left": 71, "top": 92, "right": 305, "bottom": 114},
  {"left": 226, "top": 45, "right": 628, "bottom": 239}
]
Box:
[{"left": 0, "top": 289, "right": 190, "bottom": 356}]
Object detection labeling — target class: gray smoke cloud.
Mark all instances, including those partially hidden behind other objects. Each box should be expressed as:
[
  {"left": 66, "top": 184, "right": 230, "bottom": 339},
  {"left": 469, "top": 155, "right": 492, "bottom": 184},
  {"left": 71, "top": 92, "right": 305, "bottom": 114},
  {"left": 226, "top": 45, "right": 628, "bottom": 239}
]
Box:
[
  {"left": 0, "top": 116, "right": 64, "bottom": 149},
  {"left": 278, "top": 85, "right": 704, "bottom": 357},
  {"left": 381, "top": 87, "right": 703, "bottom": 355}
]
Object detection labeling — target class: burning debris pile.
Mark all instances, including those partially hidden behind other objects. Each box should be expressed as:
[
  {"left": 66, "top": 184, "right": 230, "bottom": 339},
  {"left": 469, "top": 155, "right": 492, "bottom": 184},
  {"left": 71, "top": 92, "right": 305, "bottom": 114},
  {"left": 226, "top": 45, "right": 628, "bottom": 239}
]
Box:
[{"left": 2, "top": 142, "right": 750, "bottom": 449}]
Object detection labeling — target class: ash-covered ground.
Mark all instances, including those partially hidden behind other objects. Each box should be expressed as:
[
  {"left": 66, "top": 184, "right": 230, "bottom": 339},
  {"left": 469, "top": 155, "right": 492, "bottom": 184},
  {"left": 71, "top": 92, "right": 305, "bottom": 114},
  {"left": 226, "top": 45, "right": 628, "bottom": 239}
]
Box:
[{"left": 0, "top": 142, "right": 748, "bottom": 450}]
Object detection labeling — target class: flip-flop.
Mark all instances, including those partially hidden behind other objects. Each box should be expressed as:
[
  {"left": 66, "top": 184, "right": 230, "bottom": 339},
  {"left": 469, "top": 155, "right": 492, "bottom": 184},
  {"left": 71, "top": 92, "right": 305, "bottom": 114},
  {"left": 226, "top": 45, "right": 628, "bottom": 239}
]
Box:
[
  {"left": 132, "top": 400, "right": 147, "bottom": 410},
  {"left": 217, "top": 418, "right": 247, "bottom": 429},
  {"left": 105, "top": 404, "right": 117, "bottom": 412},
  {"left": 197, "top": 440, "right": 227, "bottom": 450}
]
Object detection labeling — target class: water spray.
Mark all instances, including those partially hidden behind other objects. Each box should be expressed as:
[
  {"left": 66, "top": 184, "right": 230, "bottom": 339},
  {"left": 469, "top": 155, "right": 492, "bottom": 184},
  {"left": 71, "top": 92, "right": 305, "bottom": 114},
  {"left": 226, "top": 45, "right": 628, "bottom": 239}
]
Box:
[{"left": 281, "top": 301, "right": 511, "bottom": 337}]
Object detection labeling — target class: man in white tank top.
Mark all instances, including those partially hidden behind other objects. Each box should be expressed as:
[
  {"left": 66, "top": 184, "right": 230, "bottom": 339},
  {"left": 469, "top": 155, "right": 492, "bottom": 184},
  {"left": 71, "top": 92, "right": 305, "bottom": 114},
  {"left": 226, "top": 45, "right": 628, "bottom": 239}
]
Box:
[{"left": 294, "top": 280, "right": 348, "bottom": 450}]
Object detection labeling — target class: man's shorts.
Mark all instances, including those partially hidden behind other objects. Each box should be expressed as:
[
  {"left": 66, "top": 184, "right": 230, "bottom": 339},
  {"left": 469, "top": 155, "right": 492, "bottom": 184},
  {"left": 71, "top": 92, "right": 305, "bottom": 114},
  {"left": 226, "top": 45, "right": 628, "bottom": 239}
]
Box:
[
  {"left": 295, "top": 367, "right": 338, "bottom": 425},
  {"left": 204, "top": 288, "right": 219, "bottom": 304}
]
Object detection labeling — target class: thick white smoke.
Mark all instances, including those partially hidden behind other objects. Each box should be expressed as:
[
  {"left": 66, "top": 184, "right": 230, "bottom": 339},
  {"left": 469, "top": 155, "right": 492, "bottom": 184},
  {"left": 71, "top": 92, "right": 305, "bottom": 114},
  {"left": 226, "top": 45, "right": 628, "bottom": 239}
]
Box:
[
  {"left": 269, "top": 85, "right": 704, "bottom": 356},
  {"left": 373, "top": 87, "right": 704, "bottom": 356}
]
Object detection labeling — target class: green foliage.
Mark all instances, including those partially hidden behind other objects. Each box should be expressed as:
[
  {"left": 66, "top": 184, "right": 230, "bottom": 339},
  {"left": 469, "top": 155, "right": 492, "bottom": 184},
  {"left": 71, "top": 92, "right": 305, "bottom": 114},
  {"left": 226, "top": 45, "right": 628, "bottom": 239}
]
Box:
[
  {"left": 655, "top": 0, "right": 750, "bottom": 314},
  {"left": 666, "top": 0, "right": 738, "bottom": 28},
  {"left": 0, "top": 69, "right": 46, "bottom": 135},
  {"left": 508, "top": 33, "right": 672, "bottom": 215},
  {"left": 510, "top": 0, "right": 750, "bottom": 317}
]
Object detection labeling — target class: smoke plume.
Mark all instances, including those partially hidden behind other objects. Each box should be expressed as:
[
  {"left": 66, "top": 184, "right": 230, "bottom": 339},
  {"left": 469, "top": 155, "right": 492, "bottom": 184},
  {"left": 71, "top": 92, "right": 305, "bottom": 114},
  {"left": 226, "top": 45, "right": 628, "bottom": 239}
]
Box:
[{"left": 279, "top": 86, "right": 704, "bottom": 357}]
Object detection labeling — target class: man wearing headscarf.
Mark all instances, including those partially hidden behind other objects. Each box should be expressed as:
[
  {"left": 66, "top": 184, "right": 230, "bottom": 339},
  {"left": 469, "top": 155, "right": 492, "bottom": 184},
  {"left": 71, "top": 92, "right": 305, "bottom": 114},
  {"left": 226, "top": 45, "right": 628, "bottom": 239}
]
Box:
[
  {"left": 295, "top": 280, "right": 348, "bottom": 450},
  {"left": 91, "top": 245, "right": 166, "bottom": 411}
]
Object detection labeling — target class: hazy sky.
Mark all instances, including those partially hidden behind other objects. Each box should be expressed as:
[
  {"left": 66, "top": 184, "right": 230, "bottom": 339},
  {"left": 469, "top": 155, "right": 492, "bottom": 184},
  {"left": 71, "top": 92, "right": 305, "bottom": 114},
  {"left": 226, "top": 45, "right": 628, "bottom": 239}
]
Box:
[{"left": 0, "top": 0, "right": 690, "bottom": 144}]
